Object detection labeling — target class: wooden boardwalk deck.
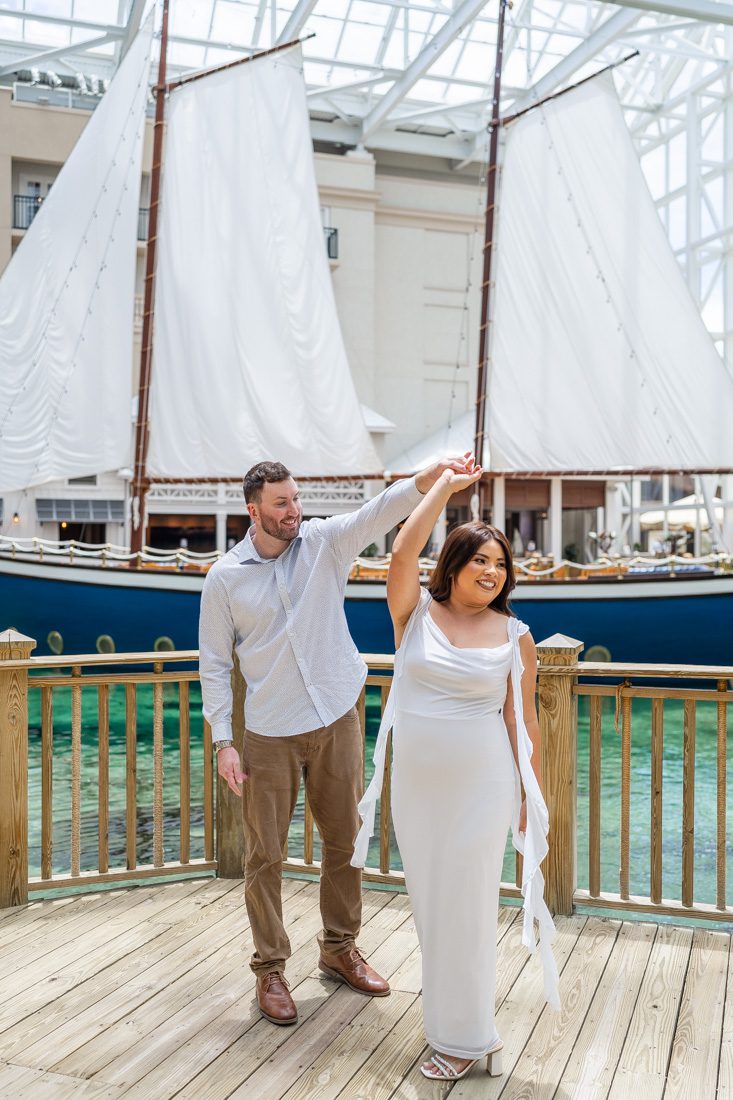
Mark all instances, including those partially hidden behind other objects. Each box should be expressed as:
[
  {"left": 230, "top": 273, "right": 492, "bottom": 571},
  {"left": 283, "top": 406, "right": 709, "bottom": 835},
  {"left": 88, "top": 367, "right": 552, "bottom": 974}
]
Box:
[{"left": 0, "top": 876, "right": 730, "bottom": 1099}]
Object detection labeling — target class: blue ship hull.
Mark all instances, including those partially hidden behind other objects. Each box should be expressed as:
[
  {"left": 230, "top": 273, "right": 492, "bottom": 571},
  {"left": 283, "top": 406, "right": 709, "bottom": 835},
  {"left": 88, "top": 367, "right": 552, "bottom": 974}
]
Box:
[{"left": 1, "top": 556, "right": 731, "bottom": 665}]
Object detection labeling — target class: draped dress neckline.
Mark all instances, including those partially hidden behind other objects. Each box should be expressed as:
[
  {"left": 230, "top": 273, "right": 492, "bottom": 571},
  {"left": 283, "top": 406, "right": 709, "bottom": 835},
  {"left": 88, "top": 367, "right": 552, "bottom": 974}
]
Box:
[{"left": 424, "top": 607, "right": 512, "bottom": 653}]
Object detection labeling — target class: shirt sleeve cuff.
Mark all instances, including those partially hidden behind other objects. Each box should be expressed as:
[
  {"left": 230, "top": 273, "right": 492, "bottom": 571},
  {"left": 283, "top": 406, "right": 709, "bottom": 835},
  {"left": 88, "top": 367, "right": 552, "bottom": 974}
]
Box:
[
  {"left": 211, "top": 721, "right": 234, "bottom": 743},
  {"left": 407, "top": 474, "right": 426, "bottom": 500}
]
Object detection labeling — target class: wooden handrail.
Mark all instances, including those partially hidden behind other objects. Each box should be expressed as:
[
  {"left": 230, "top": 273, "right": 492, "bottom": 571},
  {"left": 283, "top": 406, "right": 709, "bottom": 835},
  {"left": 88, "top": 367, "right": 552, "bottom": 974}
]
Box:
[{"left": 2, "top": 625, "right": 733, "bottom": 926}]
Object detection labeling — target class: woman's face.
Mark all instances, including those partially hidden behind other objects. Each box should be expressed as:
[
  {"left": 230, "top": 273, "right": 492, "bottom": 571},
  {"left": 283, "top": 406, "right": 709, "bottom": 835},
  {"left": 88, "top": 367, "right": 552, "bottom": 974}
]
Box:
[{"left": 452, "top": 538, "right": 508, "bottom": 606}]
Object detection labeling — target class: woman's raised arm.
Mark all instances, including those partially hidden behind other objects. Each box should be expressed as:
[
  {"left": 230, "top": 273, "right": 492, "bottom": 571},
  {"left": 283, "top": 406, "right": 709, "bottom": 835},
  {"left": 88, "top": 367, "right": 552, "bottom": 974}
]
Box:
[{"left": 387, "top": 462, "right": 481, "bottom": 644}]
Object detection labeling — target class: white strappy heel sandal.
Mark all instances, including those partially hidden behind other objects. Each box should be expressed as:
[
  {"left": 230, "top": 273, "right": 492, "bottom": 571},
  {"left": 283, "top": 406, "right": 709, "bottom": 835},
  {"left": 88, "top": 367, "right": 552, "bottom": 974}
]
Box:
[{"left": 419, "top": 1039, "right": 504, "bottom": 1080}]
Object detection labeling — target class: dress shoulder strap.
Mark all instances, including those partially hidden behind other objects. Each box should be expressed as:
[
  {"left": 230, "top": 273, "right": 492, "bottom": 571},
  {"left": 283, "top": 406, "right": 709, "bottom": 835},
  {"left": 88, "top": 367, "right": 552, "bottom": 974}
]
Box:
[{"left": 508, "top": 615, "right": 530, "bottom": 640}]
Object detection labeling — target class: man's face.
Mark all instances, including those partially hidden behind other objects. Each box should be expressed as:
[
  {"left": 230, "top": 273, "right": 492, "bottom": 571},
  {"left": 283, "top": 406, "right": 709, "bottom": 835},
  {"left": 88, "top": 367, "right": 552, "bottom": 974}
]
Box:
[{"left": 249, "top": 478, "right": 303, "bottom": 542}]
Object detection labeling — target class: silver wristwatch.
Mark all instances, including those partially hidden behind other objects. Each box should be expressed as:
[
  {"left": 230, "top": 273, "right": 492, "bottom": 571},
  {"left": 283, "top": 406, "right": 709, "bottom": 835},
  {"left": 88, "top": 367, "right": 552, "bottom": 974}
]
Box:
[{"left": 214, "top": 739, "right": 235, "bottom": 754}]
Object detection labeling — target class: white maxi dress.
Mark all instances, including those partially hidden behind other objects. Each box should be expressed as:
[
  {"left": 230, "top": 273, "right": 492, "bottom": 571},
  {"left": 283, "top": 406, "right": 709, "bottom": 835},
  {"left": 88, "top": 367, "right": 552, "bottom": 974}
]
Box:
[{"left": 352, "top": 590, "right": 560, "bottom": 1058}]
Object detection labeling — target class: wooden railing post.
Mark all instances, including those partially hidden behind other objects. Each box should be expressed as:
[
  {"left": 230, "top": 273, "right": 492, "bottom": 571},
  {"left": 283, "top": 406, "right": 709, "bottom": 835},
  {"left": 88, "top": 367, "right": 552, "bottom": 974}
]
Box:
[
  {"left": 0, "top": 628, "right": 36, "bottom": 907},
  {"left": 537, "top": 633, "right": 583, "bottom": 916},
  {"left": 216, "top": 658, "right": 246, "bottom": 877}
]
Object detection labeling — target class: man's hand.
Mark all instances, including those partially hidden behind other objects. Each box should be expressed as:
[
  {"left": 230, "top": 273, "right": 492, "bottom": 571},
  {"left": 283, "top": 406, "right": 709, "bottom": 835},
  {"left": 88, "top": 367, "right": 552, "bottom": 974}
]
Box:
[
  {"left": 217, "top": 746, "right": 248, "bottom": 796},
  {"left": 415, "top": 452, "right": 477, "bottom": 495}
]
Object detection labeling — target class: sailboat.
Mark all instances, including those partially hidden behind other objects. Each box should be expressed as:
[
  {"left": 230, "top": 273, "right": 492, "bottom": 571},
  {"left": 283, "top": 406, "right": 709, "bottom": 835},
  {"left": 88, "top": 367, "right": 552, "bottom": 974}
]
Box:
[{"left": 0, "top": 3, "right": 731, "bottom": 665}]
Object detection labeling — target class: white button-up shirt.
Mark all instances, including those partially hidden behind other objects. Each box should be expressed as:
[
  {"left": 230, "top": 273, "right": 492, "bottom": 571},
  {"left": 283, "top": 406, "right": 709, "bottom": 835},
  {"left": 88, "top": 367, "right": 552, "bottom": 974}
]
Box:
[{"left": 199, "top": 477, "right": 423, "bottom": 740}]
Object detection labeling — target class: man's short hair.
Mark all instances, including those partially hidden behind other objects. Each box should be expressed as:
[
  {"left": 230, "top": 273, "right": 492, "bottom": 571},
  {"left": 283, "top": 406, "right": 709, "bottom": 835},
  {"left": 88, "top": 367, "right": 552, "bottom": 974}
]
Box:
[{"left": 243, "top": 461, "right": 292, "bottom": 504}]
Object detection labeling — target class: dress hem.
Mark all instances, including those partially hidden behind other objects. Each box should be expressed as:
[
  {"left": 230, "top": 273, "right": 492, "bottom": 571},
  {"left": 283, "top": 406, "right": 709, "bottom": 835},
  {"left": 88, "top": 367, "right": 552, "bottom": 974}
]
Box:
[{"left": 424, "top": 1034, "right": 502, "bottom": 1060}]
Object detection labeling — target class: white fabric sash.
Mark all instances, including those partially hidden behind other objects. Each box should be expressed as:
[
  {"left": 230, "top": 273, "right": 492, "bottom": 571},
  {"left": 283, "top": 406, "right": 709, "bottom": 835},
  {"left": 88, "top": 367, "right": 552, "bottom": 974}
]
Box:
[{"left": 351, "top": 596, "right": 561, "bottom": 1011}]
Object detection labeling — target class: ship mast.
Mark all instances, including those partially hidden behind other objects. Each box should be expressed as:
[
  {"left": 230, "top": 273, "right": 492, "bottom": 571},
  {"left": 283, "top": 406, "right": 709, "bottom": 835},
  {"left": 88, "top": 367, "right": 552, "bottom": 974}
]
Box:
[
  {"left": 130, "top": 0, "right": 170, "bottom": 555},
  {"left": 473, "top": 0, "right": 508, "bottom": 518}
]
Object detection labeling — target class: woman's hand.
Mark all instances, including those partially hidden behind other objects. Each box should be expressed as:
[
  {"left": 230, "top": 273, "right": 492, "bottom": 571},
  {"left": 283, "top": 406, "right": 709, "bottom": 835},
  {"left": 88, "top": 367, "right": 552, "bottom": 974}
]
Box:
[
  {"left": 441, "top": 465, "right": 482, "bottom": 494},
  {"left": 519, "top": 799, "right": 527, "bottom": 834}
]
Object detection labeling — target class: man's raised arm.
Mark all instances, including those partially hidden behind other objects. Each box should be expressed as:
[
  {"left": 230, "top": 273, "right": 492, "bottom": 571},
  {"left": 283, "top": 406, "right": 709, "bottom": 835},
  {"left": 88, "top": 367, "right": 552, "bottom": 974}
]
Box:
[{"left": 323, "top": 454, "right": 474, "bottom": 568}]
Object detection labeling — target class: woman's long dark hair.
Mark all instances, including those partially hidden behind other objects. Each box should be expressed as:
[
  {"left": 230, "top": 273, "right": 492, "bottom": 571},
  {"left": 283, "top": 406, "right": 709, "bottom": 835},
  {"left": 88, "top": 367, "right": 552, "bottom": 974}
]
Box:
[{"left": 427, "top": 522, "right": 516, "bottom": 616}]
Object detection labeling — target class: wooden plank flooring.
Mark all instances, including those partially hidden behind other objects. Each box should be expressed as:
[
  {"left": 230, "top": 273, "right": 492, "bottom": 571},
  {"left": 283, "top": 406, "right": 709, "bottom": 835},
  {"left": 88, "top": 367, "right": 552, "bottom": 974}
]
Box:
[{"left": 0, "top": 877, "right": 730, "bottom": 1099}]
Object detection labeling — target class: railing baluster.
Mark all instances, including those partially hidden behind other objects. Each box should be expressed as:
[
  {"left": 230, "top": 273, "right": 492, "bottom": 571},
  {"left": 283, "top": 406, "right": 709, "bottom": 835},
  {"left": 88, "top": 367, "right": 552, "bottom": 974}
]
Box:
[
  {"left": 71, "top": 668, "right": 82, "bottom": 877},
  {"left": 379, "top": 685, "right": 391, "bottom": 875},
  {"left": 304, "top": 792, "right": 314, "bottom": 865},
  {"left": 589, "top": 695, "right": 602, "bottom": 898},
  {"left": 179, "top": 682, "right": 190, "bottom": 866},
  {"left": 620, "top": 688, "right": 631, "bottom": 900},
  {"left": 682, "top": 698, "right": 695, "bottom": 908},
  {"left": 203, "top": 720, "right": 214, "bottom": 863},
  {"left": 41, "top": 685, "right": 53, "bottom": 881},
  {"left": 125, "top": 683, "right": 137, "bottom": 871},
  {"left": 153, "top": 667, "right": 164, "bottom": 867},
  {"left": 717, "top": 680, "right": 727, "bottom": 911},
  {"left": 98, "top": 684, "right": 109, "bottom": 875},
  {"left": 651, "top": 697, "right": 664, "bottom": 905}
]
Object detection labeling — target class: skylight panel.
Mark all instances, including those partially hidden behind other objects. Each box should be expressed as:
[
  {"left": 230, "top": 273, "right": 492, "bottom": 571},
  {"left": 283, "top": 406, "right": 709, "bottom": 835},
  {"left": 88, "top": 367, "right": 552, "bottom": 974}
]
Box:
[
  {"left": 73, "top": 0, "right": 117, "bottom": 20},
  {"left": 0, "top": 15, "right": 23, "bottom": 40},
  {"left": 167, "top": 40, "right": 207, "bottom": 68},
  {"left": 210, "top": 0, "right": 253, "bottom": 44},
  {"left": 348, "top": 1, "right": 391, "bottom": 27},
  {"left": 170, "top": 0, "right": 216, "bottom": 39},
  {"left": 306, "top": 15, "right": 344, "bottom": 57},
  {"left": 336, "top": 22, "right": 384, "bottom": 64},
  {"left": 316, "top": 0, "right": 352, "bottom": 18},
  {"left": 26, "top": 0, "right": 72, "bottom": 17},
  {"left": 24, "top": 18, "right": 70, "bottom": 46},
  {"left": 450, "top": 40, "right": 493, "bottom": 84}
]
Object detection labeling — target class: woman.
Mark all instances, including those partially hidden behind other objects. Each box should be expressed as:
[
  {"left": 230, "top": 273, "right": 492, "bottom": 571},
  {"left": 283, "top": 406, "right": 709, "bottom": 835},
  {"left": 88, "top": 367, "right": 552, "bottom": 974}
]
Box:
[{"left": 352, "top": 459, "right": 560, "bottom": 1082}]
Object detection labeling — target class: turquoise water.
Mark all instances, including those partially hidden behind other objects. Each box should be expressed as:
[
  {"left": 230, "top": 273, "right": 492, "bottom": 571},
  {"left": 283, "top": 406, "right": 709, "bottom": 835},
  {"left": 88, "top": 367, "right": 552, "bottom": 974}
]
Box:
[{"left": 26, "top": 682, "right": 732, "bottom": 907}]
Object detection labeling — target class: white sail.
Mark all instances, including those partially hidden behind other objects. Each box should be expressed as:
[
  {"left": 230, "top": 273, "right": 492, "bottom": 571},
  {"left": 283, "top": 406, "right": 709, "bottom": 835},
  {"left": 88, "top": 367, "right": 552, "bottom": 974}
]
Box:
[
  {"left": 485, "top": 73, "right": 733, "bottom": 473},
  {"left": 0, "top": 14, "right": 153, "bottom": 492},
  {"left": 147, "top": 45, "right": 381, "bottom": 480}
]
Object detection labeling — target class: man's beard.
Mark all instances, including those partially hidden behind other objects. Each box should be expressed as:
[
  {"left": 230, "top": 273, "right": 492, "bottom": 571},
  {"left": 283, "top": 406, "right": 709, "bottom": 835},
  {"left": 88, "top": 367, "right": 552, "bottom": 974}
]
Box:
[{"left": 259, "top": 515, "right": 301, "bottom": 542}]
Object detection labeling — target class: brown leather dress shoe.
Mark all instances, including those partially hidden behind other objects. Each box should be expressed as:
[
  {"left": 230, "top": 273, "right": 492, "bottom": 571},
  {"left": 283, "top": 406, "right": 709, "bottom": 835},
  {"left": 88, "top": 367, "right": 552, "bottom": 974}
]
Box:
[
  {"left": 318, "top": 946, "right": 390, "bottom": 997},
  {"left": 256, "top": 972, "right": 298, "bottom": 1026}
]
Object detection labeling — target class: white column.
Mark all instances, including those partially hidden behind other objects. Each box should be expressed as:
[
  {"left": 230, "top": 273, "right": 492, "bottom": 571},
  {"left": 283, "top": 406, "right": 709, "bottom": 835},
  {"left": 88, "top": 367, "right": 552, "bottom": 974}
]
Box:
[
  {"left": 431, "top": 507, "right": 447, "bottom": 554},
  {"left": 604, "top": 480, "right": 622, "bottom": 550},
  {"left": 550, "top": 477, "right": 563, "bottom": 562},
  {"left": 492, "top": 476, "right": 505, "bottom": 533},
  {"left": 722, "top": 475, "right": 733, "bottom": 555},
  {"left": 662, "top": 474, "right": 670, "bottom": 542},
  {"left": 216, "top": 483, "right": 227, "bottom": 553},
  {"left": 693, "top": 475, "right": 703, "bottom": 557},
  {"left": 630, "top": 478, "right": 642, "bottom": 551}
]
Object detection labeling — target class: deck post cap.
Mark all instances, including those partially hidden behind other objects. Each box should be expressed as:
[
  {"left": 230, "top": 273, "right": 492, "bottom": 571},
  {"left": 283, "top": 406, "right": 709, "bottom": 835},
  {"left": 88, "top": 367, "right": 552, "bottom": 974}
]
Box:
[
  {"left": 0, "top": 628, "right": 37, "bottom": 658},
  {"left": 536, "top": 633, "right": 584, "bottom": 663}
]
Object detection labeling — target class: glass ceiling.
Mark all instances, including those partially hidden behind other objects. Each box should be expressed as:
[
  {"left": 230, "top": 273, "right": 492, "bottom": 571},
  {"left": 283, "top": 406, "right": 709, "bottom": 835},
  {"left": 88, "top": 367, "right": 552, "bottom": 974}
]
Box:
[
  {"left": 0, "top": 0, "right": 730, "bottom": 146},
  {"left": 0, "top": 0, "right": 730, "bottom": 350}
]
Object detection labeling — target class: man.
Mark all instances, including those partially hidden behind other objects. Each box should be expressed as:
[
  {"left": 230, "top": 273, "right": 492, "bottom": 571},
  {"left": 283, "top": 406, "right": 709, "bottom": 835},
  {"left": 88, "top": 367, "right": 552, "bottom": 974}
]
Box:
[{"left": 199, "top": 455, "right": 470, "bottom": 1026}]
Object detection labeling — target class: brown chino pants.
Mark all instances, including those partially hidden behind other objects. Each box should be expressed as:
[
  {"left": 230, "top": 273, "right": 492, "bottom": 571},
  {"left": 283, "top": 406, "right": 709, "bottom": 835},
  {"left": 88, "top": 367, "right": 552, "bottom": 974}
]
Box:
[{"left": 241, "top": 706, "right": 363, "bottom": 975}]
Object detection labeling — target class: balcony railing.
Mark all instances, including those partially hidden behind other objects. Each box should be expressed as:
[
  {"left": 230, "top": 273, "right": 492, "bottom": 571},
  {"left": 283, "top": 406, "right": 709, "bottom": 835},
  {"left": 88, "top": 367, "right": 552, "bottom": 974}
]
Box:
[
  {"left": 324, "top": 225, "right": 338, "bottom": 260},
  {"left": 138, "top": 206, "right": 149, "bottom": 241},
  {"left": 13, "top": 193, "right": 45, "bottom": 230},
  {"left": 14, "top": 196, "right": 339, "bottom": 259}
]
